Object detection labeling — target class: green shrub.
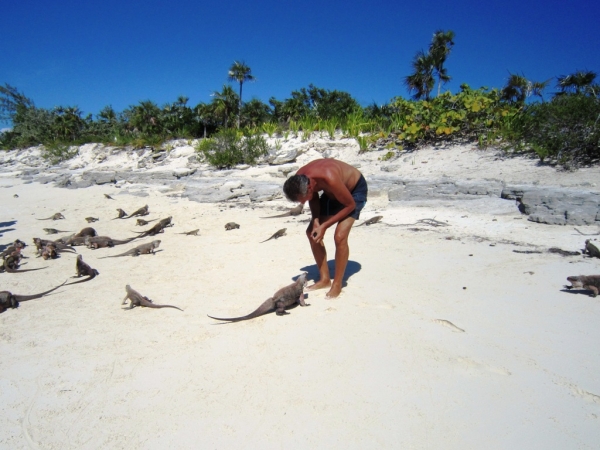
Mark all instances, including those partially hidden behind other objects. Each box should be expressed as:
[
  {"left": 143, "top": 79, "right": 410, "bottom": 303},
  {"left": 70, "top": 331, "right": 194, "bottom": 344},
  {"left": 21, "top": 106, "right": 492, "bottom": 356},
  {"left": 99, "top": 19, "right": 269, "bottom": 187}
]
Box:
[
  {"left": 509, "top": 94, "right": 600, "bottom": 164},
  {"left": 41, "top": 142, "right": 78, "bottom": 164},
  {"left": 355, "top": 135, "right": 370, "bottom": 152},
  {"left": 299, "top": 116, "right": 316, "bottom": 140},
  {"left": 289, "top": 120, "right": 300, "bottom": 137},
  {"left": 379, "top": 150, "right": 396, "bottom": 161},
  {"left": 323, "top": 118, "right": 338, "bottom": 139},
  {"left": 196, "top": 128, "right": 268, "bottom": 169},
  {"left": 261, "top": 121, "right": 278, "bottom": 137}
]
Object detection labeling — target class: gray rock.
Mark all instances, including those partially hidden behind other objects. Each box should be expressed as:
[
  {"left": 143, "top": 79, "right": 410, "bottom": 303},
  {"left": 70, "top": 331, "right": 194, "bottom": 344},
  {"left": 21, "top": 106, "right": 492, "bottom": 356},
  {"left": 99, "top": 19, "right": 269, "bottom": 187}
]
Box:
[
  {"left": 69, "top": 179, "right": 94, "bottom": 189},
  {"left": 388, "top": 179, "right": 502, "bottom": 201},
  {"left": 249, "top": 184, "right": 281, "bottom": 202},
  {"left": 172, "top": 168, "right": 196, "bottom": 178},
  {"left": 268, "top": 147, "right": 299, "bottom": 165},
  {"left": 454, "top": 181, "right": 503, "bottom": 196},
  {"left": 502, "top": 185, "right": 600, "bottom": 225},
  {"left": 36, "top": 173, "right": 65, "bottom": 185},
  {"left": 279, "top": 165, "right": 299, "bottom": 177},
  {"left": 386, "top": 180, "right": 599, "bottom": 225},
  {"left": 152, "top": 151, "right": 167, "bottom": 161},
  {"left": 528, "top": 214, "right": 567, "bottom": 226},
  {"left": 53, "top": 174, "right": 74, "bottom": 188},
  {"left": 20, "top": 169, "right": 40, "bottom": 177},
  {"left": 115, "top": 171, "right": 174, "bottom": 184},
  {"left": 81, "top": 171, "right": 117, "bottom": 185}
]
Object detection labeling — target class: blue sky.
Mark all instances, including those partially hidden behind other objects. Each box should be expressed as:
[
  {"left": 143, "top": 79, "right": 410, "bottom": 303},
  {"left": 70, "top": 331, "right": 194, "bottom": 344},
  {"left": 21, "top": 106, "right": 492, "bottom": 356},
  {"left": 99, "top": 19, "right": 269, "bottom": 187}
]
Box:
[{"left": 1, "top": 0, "right": 598, "bottom": 120}]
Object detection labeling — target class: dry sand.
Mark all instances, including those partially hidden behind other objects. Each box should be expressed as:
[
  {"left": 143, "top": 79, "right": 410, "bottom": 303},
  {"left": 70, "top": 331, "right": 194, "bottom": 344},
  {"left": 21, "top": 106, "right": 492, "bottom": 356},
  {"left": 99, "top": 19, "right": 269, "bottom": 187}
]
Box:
[{"left": 1, "top": 145, "right": 599, "bottom": 449}]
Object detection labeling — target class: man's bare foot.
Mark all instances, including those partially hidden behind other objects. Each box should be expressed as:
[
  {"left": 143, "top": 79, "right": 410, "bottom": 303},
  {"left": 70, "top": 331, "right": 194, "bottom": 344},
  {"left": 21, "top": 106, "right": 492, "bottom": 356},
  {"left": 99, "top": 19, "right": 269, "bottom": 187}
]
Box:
[
  {"left": 325, "top": 284, "right": 342, "bottom": 298},
  {"left": 307, "top": 279, "right": 331, "bottom": 291}
]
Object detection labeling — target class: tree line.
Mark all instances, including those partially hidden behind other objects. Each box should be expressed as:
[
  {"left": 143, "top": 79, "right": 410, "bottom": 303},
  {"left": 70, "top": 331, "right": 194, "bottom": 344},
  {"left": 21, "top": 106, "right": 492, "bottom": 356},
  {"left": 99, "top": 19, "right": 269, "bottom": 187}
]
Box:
[{"left": 1, "top": 31, "right": 599, "bottom": 166}]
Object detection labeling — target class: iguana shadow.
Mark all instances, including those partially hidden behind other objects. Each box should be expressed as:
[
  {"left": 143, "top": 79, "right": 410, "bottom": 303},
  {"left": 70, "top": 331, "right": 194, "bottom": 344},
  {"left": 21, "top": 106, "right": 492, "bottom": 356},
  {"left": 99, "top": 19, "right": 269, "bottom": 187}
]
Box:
[
  {"left": 298, "top": 260, "right": 362, "bottom": 288},
  {"left": 560, "top": 288, "right": 597, "bottom": 297},
  {"left": 0, "top": 220, "right": 17, "bottom": 238}
]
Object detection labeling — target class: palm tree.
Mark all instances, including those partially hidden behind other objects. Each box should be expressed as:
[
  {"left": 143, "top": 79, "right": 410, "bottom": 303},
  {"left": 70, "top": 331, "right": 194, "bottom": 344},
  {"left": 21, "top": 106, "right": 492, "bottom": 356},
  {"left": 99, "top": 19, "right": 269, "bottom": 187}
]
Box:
[
  {"left": 98, "top": 105, "right": 117, "bottom": 124},
  {"left": 162, "top": 96, "right": 194, "bottom": 137},
  {"left": 429, "top": 30, "right": 455, "bottom": 96},
  {"left": 211, "top": 85, "right": 239, "bottom": 129},
  {"left": 501, "top": 73, "right": 552, "bottom": 104},
  {"left": 194, "top": 102, "right": 214, "bottom": 138},
  {"left": 228, "top": 61, "right": 255, "bottom": 128},
  {"left": 240, "top": 98, "right": 272, "bottom": 128},
  {"left": 557, "top": 70, "right": 597, "bottom": 95},
  {"left": 53, "top": 106, "right": 84, "bottom": 141},
  {"left": 501, "top": 73, "right": 531, "bottom": 105},
  {"left": 404, "top": 50, "right": 435, "bottom": 100},
  {"left": 128, "top": 100, "right": 161, "bottom": 135},
  {"left": 530, "top": 79, "right": 551, "bottom": 103}
]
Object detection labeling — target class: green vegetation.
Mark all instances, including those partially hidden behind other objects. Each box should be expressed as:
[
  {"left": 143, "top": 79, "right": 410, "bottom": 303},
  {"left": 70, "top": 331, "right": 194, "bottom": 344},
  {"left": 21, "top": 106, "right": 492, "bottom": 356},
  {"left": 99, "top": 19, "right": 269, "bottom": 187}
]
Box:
[
  {"left": 503, "top": 92, "right": 600, "bottom": 165},
  {"left": 41, "top": 142, "right": 79, "bottom": 164},
  {"left": 196, "top": 128, "right": 268, "bottom": 169},
  {"left": 1, "top": 44, "right": 599, "bottom": 167}
]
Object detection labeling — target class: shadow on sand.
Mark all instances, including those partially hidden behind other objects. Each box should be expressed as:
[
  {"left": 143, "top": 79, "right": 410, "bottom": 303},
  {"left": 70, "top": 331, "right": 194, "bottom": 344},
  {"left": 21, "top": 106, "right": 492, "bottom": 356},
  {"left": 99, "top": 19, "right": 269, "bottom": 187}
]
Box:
[
  {"left": 560, "top": 288, "right": 597, "bottom": 298},
  {"left": 0, "top": 220, "right": 17, "bottom": 239},
  {"left": 298, "top": 259, "right": 362, "bottom": 288}
]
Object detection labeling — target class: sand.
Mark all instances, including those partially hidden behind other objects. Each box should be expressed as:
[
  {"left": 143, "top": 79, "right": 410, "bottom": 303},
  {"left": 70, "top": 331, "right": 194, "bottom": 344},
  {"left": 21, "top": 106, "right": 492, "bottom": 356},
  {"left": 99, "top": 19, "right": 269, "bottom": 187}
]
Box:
[{"left": 1, "top": 144, "right": 599, "bottom": 449}]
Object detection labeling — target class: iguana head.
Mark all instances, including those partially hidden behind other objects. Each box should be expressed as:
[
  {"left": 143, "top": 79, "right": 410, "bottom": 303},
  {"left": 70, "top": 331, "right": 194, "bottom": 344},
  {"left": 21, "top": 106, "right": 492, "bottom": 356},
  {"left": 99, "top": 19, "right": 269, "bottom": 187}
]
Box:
[
  {"left": 297, "top": 272, "right": 308, "bottom": 287},
  {"left": 566, "top": 276, "right": 584, "bottom": 288}
]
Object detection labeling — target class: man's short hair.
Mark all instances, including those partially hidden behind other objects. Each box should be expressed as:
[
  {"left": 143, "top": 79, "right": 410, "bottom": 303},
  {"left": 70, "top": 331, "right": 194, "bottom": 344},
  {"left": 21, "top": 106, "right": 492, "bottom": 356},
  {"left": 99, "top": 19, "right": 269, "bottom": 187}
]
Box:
[{"left": 283, "top": 174, "right": 309, "bottom": 201}]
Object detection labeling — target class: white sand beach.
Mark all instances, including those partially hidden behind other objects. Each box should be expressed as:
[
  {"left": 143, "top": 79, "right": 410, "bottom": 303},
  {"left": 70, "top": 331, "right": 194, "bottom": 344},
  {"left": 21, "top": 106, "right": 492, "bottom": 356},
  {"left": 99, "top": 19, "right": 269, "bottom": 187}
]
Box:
[{"left": 1, "top": 141, "right": 599, "bottom": 449}]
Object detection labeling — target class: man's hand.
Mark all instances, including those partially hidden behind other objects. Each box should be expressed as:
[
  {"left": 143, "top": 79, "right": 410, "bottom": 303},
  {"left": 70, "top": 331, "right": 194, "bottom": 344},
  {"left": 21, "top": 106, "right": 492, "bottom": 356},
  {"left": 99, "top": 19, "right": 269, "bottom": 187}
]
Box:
[{"left": 310, "top": 218, "right": 326, "bottom": 244}]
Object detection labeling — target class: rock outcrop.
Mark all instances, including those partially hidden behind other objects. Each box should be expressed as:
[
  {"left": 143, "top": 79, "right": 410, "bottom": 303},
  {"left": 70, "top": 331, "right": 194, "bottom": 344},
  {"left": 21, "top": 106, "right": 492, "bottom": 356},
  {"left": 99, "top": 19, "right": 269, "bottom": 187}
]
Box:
[{"left": 1, "top": 139, "right": 599, "bottom": 226}]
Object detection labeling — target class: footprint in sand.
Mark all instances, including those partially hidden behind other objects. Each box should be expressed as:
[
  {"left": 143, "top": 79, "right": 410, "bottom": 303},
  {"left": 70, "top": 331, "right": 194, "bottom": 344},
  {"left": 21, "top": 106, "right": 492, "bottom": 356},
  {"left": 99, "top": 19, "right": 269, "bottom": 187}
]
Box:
[
  {"left": 433, "top": 319, "right": 465, "bottom": 333},
  {"left": 550, "top": 374, "right": 600, "bottom": 405},
  {"left": 453, "top": 356, "right": 512, "bottom": 376},
  {"left": 357, "top": 302, "right": 395, "bottom": 310},
  {"left": 571, "top": 386, "right": 600, "bottom": 404}
]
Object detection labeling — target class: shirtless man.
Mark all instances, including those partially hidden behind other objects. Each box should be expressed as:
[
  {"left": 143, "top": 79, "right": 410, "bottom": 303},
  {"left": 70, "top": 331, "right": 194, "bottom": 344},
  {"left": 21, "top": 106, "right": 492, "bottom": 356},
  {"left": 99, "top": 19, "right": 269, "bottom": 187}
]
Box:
[{"left": 283, "top": 159, "right": 367, "bottom": 298}]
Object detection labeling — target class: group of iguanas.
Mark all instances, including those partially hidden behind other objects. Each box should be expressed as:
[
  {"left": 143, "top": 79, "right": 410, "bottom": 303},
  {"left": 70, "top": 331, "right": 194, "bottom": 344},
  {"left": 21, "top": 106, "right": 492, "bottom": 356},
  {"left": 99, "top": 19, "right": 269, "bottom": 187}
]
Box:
[
  {"left": 1, "top": 202, "right": 181, "bottom": 313},
  {"left": 0, "top": 199, "right": 313, "bottom": 318},
  {"left": 1, "top": 196, "right": 386, "bottom": 320},
  {"left": 3, "top": 196, "right": 599, "bottom": 319}
]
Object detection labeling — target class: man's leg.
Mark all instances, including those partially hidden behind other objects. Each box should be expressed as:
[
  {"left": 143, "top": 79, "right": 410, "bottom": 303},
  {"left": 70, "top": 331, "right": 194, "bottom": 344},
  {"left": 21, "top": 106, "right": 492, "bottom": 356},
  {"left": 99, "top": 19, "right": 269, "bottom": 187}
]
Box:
[
  {"left": 327, "top": 215, "right": 355, "bottom": 298},
  {"left": 306, "top": 218, "right": 332, "bottom": 291}
]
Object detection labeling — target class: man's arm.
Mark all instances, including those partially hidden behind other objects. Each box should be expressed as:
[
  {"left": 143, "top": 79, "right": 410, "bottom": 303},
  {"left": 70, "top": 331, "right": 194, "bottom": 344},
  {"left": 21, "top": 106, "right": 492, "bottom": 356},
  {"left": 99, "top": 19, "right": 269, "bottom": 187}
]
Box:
[
  {"left": 308, "top": 192, "right": 321, "bottom": 219},
  {"left": 321, "top": 185, "right": 355, "bottom": 229},
  {"left": 311, "top": 173, "right": 355, "bottom": 243}
]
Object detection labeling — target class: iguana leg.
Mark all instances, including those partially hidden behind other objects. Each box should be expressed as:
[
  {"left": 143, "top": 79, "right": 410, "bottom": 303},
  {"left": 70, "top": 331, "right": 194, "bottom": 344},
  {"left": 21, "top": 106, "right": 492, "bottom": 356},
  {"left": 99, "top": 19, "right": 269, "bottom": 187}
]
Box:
[
  {"left": 299, "top": 294, "right": 310, "bottom": 307},
  {"left": 275, "top": 300, "right": 289, "bottom": 316},
  {"left": 585, "top": 285, "right": 598, "bottom": 297}
]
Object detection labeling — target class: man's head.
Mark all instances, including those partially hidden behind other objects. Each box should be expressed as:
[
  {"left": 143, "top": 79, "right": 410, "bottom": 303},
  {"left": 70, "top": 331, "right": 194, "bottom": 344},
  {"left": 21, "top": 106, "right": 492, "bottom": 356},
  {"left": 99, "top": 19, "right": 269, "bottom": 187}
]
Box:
[{"left": 283, "top": 174, "right": 310, "bottom": 202}]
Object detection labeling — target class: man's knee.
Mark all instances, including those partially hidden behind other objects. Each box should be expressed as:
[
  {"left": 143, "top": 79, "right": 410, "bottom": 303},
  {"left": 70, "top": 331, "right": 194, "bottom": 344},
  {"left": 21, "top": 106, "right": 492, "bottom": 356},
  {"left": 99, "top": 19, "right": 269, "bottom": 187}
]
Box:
[
  {"left": 334, "top": 219, "right": 354, "bottom": 246},
  {"left": 333, "top": 229, "right": 350, "bottom": 246}
]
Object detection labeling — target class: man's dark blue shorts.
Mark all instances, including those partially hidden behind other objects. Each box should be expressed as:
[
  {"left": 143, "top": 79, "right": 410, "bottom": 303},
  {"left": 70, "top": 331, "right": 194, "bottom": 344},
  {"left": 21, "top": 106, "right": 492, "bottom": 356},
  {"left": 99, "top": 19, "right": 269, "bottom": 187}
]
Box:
[{"left": 319, "top": 174, "right": 368, "bottom": 220}]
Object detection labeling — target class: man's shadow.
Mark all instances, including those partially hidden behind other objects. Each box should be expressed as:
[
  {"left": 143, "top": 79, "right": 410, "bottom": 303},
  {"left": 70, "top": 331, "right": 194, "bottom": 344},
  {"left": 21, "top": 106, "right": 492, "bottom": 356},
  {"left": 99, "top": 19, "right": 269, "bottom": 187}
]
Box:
[{"left": 297, "top": 260, "right": 362, "bottom": 288}]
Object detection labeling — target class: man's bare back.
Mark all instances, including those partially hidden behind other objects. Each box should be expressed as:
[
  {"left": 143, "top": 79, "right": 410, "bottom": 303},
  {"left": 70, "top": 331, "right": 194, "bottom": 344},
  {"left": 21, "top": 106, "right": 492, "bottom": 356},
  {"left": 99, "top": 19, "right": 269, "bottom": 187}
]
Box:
[{"left": 296, "top": 159, "right": 362, "bottom": 202}]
